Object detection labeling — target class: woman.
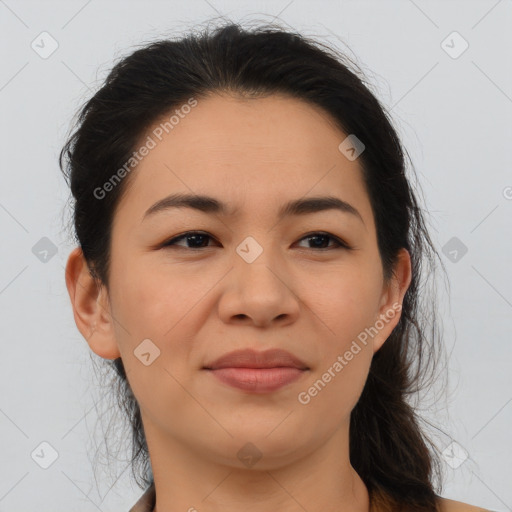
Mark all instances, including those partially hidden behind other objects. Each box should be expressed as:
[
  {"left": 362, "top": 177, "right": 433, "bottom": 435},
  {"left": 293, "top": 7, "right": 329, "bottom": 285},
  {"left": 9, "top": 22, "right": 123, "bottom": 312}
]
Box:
[{"left": 61, "top": 22, "right": 491, "bottom": 512}]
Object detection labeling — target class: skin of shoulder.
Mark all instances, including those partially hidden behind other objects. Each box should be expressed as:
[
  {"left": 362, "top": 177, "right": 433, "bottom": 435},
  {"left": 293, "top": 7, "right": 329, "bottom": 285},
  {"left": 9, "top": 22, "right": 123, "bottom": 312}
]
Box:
[{"left": 437, "top": 496, "right": 493, "bottom": 512}]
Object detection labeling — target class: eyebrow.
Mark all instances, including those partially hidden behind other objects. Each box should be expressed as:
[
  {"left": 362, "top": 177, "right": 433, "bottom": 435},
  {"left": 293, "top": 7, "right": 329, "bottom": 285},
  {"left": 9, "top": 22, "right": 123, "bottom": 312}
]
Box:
[{"left": 142, "top": 193, "right": 365, "bottom": 226}]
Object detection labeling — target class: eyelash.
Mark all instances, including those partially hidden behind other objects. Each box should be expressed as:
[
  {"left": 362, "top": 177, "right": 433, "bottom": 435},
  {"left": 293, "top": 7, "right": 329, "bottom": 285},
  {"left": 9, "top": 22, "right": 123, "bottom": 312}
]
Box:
[{"left": 161, "top": 231, "right": 352, "bottom": 251}]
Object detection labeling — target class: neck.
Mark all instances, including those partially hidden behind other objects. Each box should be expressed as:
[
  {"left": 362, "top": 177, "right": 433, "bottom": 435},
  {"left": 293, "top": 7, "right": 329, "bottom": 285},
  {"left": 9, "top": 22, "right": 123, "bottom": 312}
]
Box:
[{"left": 147, "top": 422, "right": 370, "bottom": 512}]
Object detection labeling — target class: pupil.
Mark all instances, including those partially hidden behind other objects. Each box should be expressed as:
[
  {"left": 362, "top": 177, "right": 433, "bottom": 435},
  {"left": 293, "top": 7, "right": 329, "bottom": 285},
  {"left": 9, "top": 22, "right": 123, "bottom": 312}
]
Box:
[
  {"left": 189, "top": 234, "right": 207, "bottom": 247},
  {"left": 311, "top": 235, "right": 327, "bottom": 248}
]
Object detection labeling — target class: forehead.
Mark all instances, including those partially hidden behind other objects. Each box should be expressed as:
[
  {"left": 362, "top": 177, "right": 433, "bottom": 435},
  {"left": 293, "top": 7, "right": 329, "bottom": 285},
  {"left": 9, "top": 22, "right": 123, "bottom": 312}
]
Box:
[{"left": 114, "top": 93, "right": 372, "bottom": 227}]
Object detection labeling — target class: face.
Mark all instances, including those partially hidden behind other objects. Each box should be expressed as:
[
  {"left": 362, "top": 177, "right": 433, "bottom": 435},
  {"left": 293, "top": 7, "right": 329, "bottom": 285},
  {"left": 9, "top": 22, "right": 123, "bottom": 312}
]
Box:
[{"left": 69, "top": 92, "right": 411, "bottom": 470}]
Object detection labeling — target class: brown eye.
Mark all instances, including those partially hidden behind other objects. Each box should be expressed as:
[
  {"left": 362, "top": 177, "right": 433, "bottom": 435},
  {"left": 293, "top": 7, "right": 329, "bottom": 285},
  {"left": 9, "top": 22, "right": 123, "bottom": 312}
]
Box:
[
  {"left": 295, "top": 232, "right": 350, "bottom": 250},
  {"left": 162, "top": 231, "right": 217, "bottom": 249}
]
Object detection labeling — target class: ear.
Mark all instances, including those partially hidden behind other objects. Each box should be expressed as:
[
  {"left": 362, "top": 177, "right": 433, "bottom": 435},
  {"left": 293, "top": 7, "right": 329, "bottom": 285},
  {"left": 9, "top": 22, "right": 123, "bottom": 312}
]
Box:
[
  {"left": 372, "top": 248, "right": 412, "bottom": 354},
  {"left": 64, "top": 247, "right": 121, "bottom": 360}
]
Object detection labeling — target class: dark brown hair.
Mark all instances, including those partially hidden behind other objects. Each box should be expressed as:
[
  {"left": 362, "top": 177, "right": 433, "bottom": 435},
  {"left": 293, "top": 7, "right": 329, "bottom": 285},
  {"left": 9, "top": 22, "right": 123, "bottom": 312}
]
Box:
[{"left": 60, "top": 20, "right": 449, "bottom": 510}]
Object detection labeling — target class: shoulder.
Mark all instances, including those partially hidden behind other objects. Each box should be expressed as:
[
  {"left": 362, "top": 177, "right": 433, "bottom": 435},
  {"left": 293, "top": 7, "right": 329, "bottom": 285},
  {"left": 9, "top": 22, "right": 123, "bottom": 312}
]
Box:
[{"left": 437, "top": 496, "right": 493, "bottom": 512}]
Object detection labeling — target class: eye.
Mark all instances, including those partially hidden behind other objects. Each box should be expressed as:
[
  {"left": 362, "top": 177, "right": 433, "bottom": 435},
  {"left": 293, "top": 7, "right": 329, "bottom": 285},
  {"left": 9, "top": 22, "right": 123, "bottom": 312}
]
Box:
[
  {"left": 295, "top": 232, "right": 351, "bottom": 250},
  {"left": 161, "top": 231, "right": 351, "bottom": 251},
  {"left": 161, "top": 231, "right": 218, "bottom": 249}
]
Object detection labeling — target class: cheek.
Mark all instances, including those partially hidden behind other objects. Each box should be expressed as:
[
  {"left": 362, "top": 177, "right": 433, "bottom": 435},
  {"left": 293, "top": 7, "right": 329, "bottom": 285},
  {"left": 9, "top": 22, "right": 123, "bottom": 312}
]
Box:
[
  {"left": 109, "top": 262, "right": 209, "bottom": 376},
  {"left": 301, "top": 264, "right": 382, "bottom": 412},
  {"left": 299, "top": 267, "right": 380, "bottom": 407},
  {"left": 297, "top": 339, "right": 373, "bottom": 430},
  {"left": 110, "top": 256, "right": 185, "bottom": 334},
  {"left": 304, "top": 265, "right": 382, "bottom": 345},
  {"left": 108, "top": 268, "right": 200, "bottom": 421}
]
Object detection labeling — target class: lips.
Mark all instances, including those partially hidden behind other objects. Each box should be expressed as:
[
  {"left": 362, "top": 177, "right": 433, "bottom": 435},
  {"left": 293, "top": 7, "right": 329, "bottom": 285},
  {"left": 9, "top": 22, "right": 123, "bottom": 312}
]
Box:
[
  {"left": 203, "top": 348, "right": 309, "bottom": 370},
  {"left": 203, "top": 348, "right": 309, "bottom": 393}
]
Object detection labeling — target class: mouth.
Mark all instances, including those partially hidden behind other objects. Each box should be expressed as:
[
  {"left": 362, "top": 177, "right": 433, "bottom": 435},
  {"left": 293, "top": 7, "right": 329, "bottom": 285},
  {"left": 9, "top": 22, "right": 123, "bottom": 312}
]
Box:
[
  {"left": 203, "top": 348, "right": 309, "bottom": 394},
  {"left": 205, "top": 367, "right": 308, "bottom": 393}
]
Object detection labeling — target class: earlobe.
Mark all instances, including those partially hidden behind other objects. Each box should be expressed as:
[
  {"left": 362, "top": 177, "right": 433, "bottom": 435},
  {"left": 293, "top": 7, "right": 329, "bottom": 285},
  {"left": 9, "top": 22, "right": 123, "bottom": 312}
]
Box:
[
  {"left": 372, "top": 248, "right": 412, "bottom": 354},
  {"left": 65, "top": 247, "right": 121, "bottom": 360}
]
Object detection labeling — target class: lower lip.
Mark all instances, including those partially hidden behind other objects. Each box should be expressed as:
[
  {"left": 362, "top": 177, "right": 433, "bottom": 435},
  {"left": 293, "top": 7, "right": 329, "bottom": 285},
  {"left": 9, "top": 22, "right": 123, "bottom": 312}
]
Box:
[{"left": 206, "top": 367, "right": 306, "bottom": 393}]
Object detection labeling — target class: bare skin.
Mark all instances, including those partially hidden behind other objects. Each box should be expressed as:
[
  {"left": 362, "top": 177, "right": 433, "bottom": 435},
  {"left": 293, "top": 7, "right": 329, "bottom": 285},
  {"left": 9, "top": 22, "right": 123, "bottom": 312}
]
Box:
[{"left": 65, "top": 93, "right": 486, "bottom": 511}]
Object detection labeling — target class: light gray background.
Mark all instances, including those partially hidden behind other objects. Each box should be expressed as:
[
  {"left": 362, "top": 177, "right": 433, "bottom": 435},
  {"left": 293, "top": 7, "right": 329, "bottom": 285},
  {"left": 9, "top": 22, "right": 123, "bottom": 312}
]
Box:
[{"left": 1, "top": 0, "right": 511, "bottom": 510}]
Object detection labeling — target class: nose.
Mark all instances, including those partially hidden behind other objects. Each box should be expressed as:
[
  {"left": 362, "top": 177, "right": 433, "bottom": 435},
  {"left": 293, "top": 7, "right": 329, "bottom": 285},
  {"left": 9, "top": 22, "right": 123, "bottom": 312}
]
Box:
[{"left": 217, "top": 247, "right": 300, "bottom": 328}]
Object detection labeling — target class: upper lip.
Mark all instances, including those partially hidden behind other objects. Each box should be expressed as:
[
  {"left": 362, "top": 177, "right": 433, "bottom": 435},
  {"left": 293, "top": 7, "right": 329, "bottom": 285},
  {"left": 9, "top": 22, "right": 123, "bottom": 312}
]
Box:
[{"left": 204, "top": 348, "right": 309, "bottom": 370}]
